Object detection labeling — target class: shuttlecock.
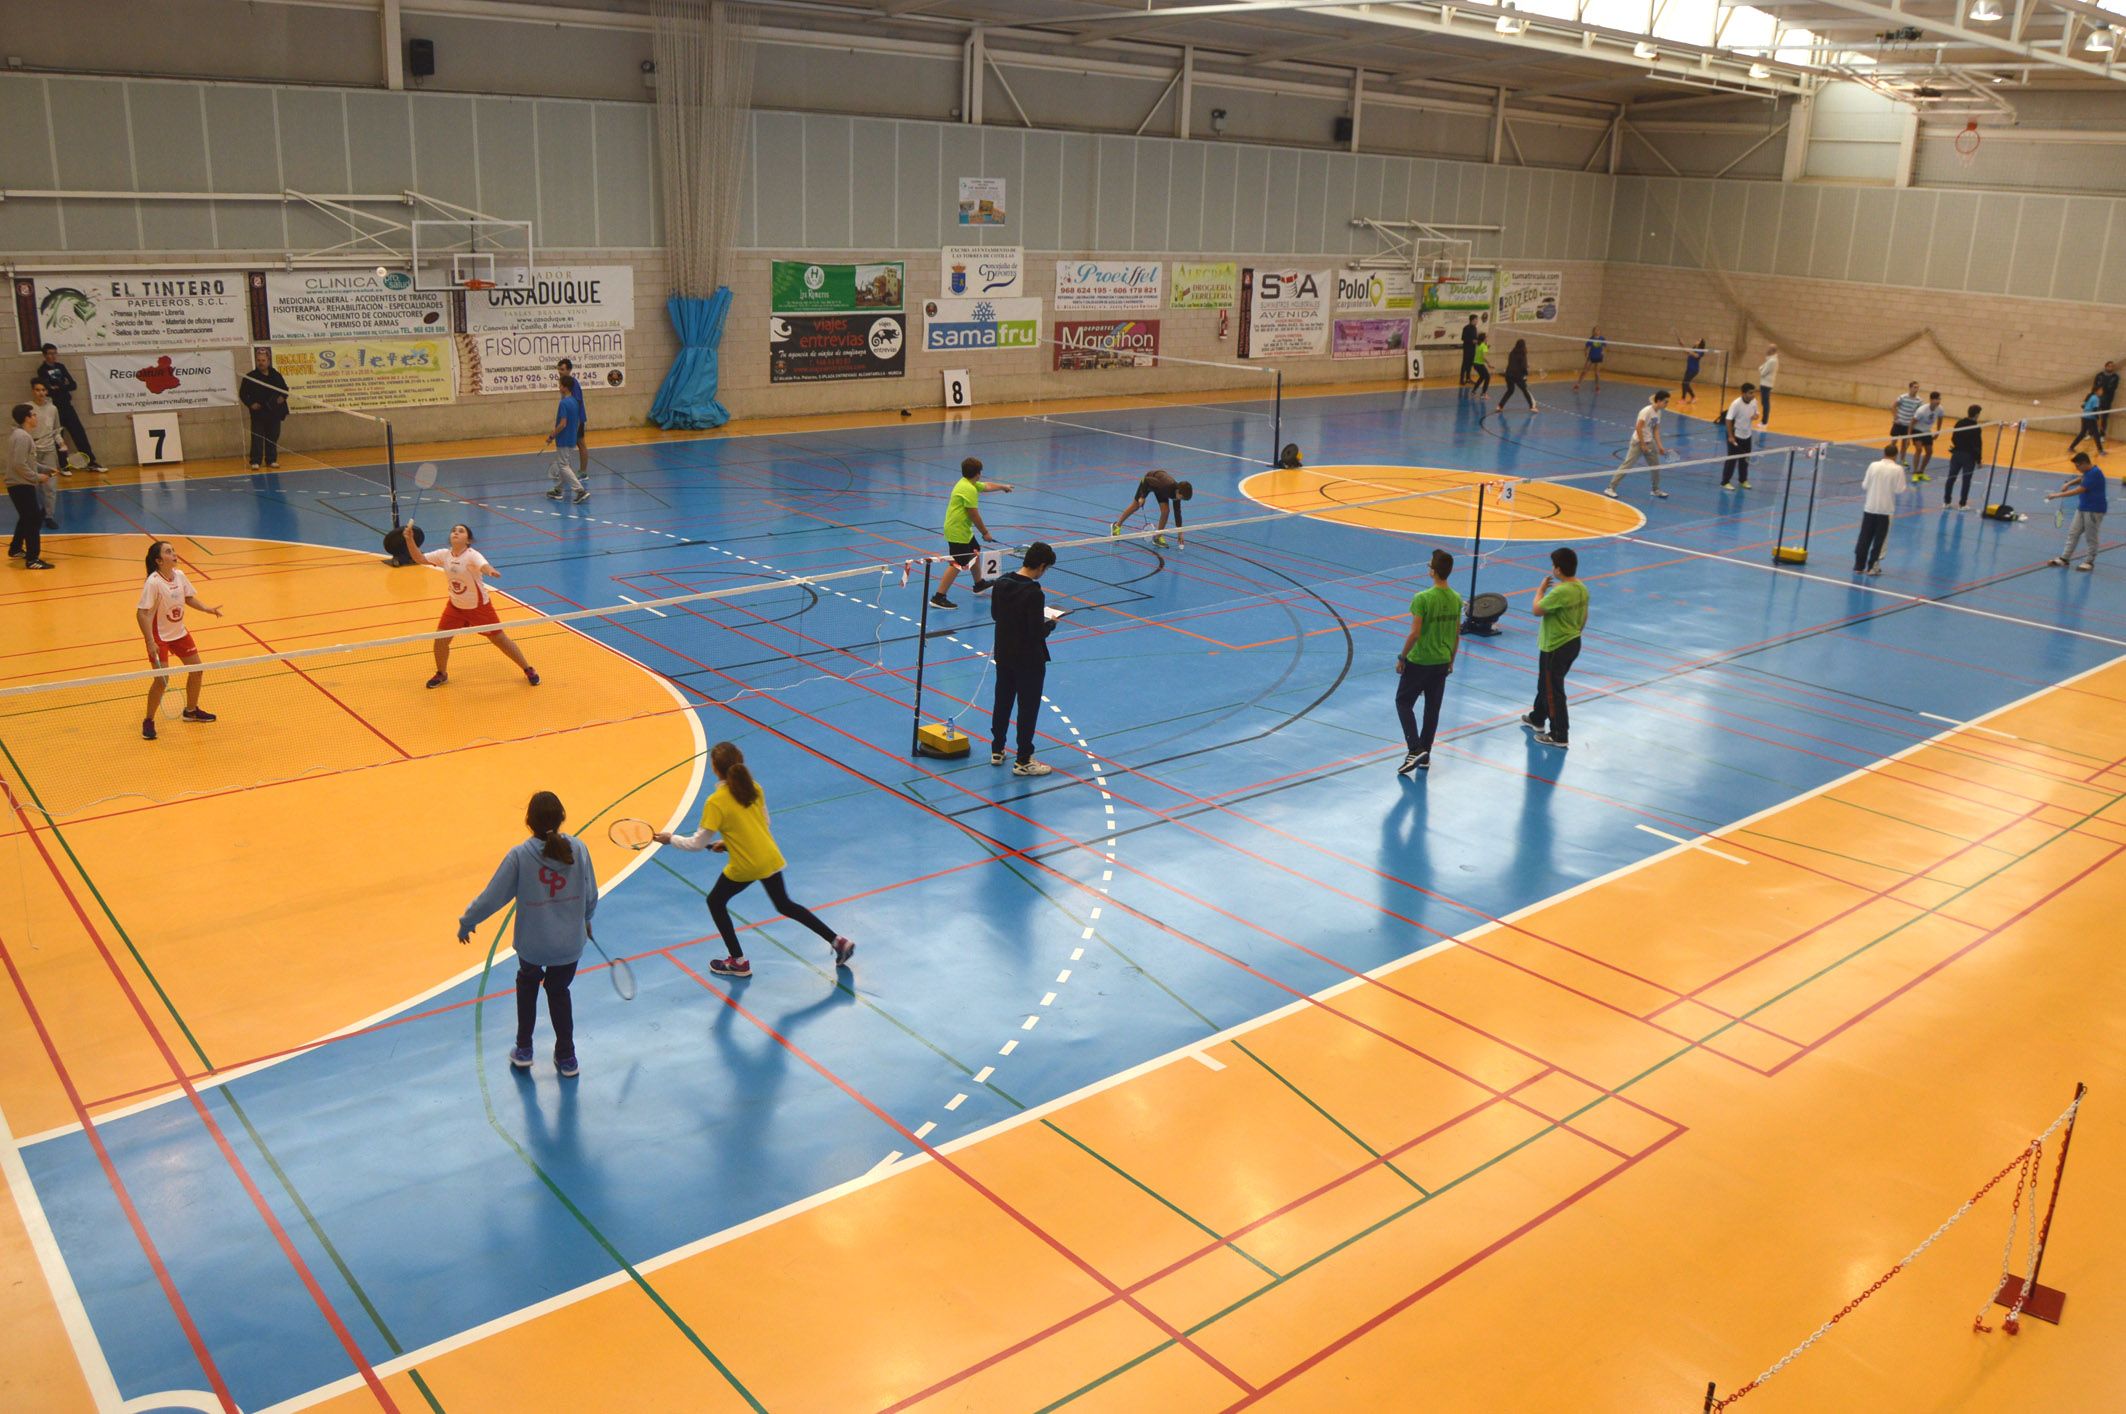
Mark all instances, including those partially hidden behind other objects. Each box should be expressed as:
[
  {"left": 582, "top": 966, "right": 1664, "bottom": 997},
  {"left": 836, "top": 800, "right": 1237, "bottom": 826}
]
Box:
[{"left": 375, "top": 266, "right": 388, "bottom": 278}]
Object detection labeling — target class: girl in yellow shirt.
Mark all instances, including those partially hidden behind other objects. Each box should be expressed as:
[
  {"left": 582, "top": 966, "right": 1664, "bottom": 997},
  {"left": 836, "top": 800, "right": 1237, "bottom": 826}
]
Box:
[{"left": 656, "top": 742, "right": 853, "bottom": 977}]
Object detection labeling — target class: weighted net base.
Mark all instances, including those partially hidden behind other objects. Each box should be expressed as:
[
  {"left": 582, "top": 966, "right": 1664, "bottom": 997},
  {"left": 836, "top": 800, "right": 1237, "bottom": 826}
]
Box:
[{"left": 1992, "top": 1275, "right": 2066, "bottom": 1325}]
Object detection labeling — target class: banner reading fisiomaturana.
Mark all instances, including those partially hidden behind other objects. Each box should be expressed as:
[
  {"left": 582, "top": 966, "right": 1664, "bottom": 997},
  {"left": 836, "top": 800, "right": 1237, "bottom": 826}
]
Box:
[{"left": 272, "top": 337, "right": 455, "bottom": 411}]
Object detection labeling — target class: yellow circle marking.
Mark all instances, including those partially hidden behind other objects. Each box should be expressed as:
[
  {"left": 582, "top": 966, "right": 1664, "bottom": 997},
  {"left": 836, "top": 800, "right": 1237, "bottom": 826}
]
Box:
[{"left": 1238, "top": 464, "right": 1644, "bottom": 542}]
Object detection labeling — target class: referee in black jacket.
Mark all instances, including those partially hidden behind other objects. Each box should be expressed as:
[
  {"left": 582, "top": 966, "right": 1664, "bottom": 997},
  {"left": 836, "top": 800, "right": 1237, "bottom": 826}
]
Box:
[{"left": 990, "top": 541, "right": 1059, "bottom": 777}]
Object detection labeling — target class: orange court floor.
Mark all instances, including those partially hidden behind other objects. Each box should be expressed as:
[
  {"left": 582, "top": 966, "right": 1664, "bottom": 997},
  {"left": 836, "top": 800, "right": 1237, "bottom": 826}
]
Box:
[{"left": 1, "top": 374, "right": 2119, "bottom": 1414}]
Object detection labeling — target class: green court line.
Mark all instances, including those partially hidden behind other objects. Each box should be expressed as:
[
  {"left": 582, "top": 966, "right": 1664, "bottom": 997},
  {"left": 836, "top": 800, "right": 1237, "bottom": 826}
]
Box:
[
  {"left": 1040, "top": 1120, "right": 1279, "bottom": 1280},
  {"left": 1229, "top": 1040, "right": 1429, "bottom": 1197}
]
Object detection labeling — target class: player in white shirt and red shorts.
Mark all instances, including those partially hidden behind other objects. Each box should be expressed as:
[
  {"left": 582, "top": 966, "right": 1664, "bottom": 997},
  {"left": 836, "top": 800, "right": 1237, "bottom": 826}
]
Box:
[
  {"left": 136, "top": 540, "right": 224, "bottom": 740},
  {"left": 405, "top": 520, "right": 540, "bottom": 689}
]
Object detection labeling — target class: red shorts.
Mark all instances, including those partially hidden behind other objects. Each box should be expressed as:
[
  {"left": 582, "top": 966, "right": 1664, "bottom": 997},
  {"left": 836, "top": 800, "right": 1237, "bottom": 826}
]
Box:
[
  {"left": 438, "top": 600, "right": 502, "bottom": 632},
  {"left": 155, "top": 634, "right": 199, "bottom": 664}
]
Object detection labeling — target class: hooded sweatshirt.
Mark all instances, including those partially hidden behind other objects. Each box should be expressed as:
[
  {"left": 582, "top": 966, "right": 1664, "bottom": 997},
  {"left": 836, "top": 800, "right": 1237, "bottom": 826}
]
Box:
[{"left": 458, "top": 833, "right": 598, "bottom": 966}]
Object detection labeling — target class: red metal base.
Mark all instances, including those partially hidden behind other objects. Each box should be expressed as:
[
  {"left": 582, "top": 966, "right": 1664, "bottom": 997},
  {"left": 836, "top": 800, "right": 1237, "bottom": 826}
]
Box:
[{"left": 1993, "top": 1275, "right": 2067, "bottom": 1325}]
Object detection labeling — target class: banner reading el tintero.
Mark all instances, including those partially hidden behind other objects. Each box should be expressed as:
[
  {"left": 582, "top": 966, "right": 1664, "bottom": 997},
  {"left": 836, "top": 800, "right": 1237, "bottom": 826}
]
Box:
[
  {"left": 272, "top": 337, "right": 455, "bottom": 410},
  {"left": 83, "top": 351, "right": 239, "bottom": 413},
  {"left": 16, "top": 271, "right": 249, "bottom": 352}
]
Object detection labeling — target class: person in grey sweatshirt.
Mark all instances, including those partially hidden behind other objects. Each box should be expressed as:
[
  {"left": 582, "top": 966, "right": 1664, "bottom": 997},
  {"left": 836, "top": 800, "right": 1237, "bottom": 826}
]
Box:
[
  {"left": 6, "top": 403, "right": 54, "bottom": 569},
  {"left": 456, "top": 790, "right": 599, "bottom": 1076}
]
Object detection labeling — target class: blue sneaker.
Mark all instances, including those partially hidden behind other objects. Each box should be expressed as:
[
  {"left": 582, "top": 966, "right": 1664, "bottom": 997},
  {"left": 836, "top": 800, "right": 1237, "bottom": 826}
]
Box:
[
  {"left": 555, "top": 1052, "right": 580, "bottom": 1078},
  {"left": 509, "top": 1045, "right": 534, "bottom": 1069}
]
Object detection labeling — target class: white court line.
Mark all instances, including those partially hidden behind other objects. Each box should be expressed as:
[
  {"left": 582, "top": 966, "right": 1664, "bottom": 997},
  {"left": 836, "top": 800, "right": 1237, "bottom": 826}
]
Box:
[
  {"left": 0, "top": 1098, "right": 122, "bottom": 1409},
  {"left": 614, "top": 593, "right": 668, "bottom": 619},
  {"left": 1190, "top": 1052, "right": 1227, "bottom": 1072},
  {"left": 1635, "top": 823, "right": 1751, "bottom": 866},
  {"left": 1919, "top": 710, "right": 2020, "bottom": 740},
  {"left": 865, "top": 1152, "right": 904, "bottom": 1177}
]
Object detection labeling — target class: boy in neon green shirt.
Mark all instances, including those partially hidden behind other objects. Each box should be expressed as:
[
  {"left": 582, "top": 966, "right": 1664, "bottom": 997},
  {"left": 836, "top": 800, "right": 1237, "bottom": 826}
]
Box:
[
  {"left": 1522, "top": 546, "right": 1587, "bottom": 749},
  {"left": 932, "top": 456, "right": 1014, "bottom": 610},
  {"left": 1394, "top": 547, "right": 1460, "bottom": 774},
  {"left": 1469, "top": 336, "right": 1491, "bottom": 397}
]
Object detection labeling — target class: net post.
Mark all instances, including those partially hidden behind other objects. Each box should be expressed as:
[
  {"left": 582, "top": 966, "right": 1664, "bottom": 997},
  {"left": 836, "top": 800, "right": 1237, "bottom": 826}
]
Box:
[
  {"left": 385, "top": 420, "right": 401, "bottom": 528},
  {"left": 1986, "top": 420, "right": 2025, "bottom": 522},
  {"left": 1772, "top": 447, "right": 1797, "bottom": 564},
  {"left": 1270, "top": 369, "right": 1284, "bottom": 468},
  {"left": 909, "top": 559, "right": 933, "bottom": 757},
  {"left": 1978, "top": 420, "right": 2004, "bottom": 514},
  {"left": 1998, "top": 1080, "right": 2087, "bottom": 1325},
  {"left": 1799, "top": 445, "right": 1822, "bottom": 549},
  {"left": 1459, "top": 481, "right": 1486, "bottom": 633},
  {"left": 1718, "top": 349, "right": 1730, "bottom": 412},
  {"left": 1703, "top": 1382, "right": 1718, "bottom": 1413}
]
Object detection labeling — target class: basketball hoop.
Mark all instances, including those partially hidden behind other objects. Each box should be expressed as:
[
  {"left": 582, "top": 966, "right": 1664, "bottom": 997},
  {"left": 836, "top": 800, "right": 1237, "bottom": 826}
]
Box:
[
  {"left": 1954, "top": 120, "right": 1981, "bottom": 168},
  {"left": 462, "top": 278, "right": 497, "bottom": 290}
]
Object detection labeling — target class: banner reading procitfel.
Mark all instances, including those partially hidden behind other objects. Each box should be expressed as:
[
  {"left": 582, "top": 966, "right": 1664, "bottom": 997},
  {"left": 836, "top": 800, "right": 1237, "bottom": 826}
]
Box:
[
  {"left": 274, "top": 337, "right": 455, "bottom": 410},
  {"left": 1053, "top": 260, "right": 1163, "bottom": 311}
]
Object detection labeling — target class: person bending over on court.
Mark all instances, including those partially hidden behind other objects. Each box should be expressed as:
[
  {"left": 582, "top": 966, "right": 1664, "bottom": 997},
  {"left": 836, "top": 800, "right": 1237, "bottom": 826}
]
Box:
[
  {"left": 1907, "top": 390, "right": 1945, "bottom": 481},
  {"left": 404, "top": 519, "right": 540, "bottom": 689},
  {"left": 1755, "top": 345, "right": 1779, "bottom": 426},
  {"left": 989, "top": 541, "right": 1060, "bottom": 776},
  {"left": 6, "top": 404, "right": 54, "bottom": 569},
  {"left": 2046, "top": 453, "right": 2106, "bottom": 573},
  {"left": 1110, "top": 468, "right": 1193, "bottom": 548},
  {"left": 1854, "top": 445, "right": 1905, "bottom": 577},
  {"left": 1495, "top": 340, "right": 1538, "bottom": 414},
  {"left": 1608, "top": 390, "right": 1672, "bottom": 499},
  {"left": 1522, "top": 547, "right": 1587, "bottom": 750},
  {"left": 1395, "top": 547, "right": 1460, "bottom": 775},
  {"left": 1574, "top": 327, "right": 1605, "bottom": 390},
  {"left": 557, "top": 358, "right": 589, "bottom": 484},
  {"left": 2068, "top": 381, "right": 2108, "bottom": 456},
  {"left": 1678, "top": 337, "right": 1706, "bottom": 408},
  {"left": 654, "top": 742, "right": 854, "bottom": 978},
  {"left": 543, "top": 370, "right": 589, "bottom": 504},
  {"left": 1889, "top": 381, "right": 1923, "bottom": 469},
  {"left": 1470, "top": 332, "right": 1492, "bottom": 397},
  {"left": 456, "top": 790, "right": 595, "bottom": 1077},
  {"left": 931, "top": 456, "right": 1013, "bottom": 610},
  {"left": 1945, "top": 405, "right": 1983, "bottom": 510},
  {"left": 137, "top": 539, "right": 224, "bottom": 739},
  {"left": 1719, "top": 384, "right": 1759, "bottom": 489}
]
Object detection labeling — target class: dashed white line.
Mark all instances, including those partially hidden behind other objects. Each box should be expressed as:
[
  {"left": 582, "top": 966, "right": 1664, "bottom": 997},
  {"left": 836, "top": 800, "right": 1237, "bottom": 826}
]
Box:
[
  {"left": 999, "top": 1039, "right": 1018, "bottom": 1056},
  {"left": 973, "top": 1066, "right": 994, "bottom": 1084},
  {"left": 1021, "top": 1015, "right": 1040, "bottom": 1031},
  {"left": 945, "top": 1093, "right": 967, "bottom": 1111},
  {"left": 1040, "top": 992, "right": 1057, "bottom": 1007},
  {"left": 914, "top": 1121, "right": 936, "bottom": 1140},
  {"left": 1191, "top": 1052, "right": 1227, "bottom": 1072}
]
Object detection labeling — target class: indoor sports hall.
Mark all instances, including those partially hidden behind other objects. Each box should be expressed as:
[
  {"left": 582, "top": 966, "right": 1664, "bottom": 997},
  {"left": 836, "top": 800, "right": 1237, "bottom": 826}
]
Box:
[{"left": 2, "top": 3, "right": 2122, "bottom": 1412}]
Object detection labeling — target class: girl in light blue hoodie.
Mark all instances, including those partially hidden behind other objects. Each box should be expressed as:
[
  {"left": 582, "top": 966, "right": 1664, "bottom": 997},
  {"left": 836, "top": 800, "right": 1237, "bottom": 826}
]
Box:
[{"left": 458, "top": 791, "right": 598, "bottom": 1076}]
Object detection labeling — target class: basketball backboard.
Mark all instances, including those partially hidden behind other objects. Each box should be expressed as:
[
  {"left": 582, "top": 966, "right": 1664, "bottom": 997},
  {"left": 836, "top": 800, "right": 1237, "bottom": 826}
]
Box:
[{"left": 412, "top": 218, "right": 535, "bottom": 291}]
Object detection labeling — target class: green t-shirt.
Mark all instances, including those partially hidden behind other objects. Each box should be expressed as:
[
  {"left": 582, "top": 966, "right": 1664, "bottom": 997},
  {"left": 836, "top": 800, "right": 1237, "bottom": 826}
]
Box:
[
  {"left": 943, "top": 478, "right": 981, "bottom": 542},
  {"left": 1473, "top": 341, "right": 1489, "bottom": 367},
  {"left": 1406, "top": 583, "right": 1462, "bottom": 665},
  {"left": 1537, "top": 579, "right": 1588, "bottom": 652}
]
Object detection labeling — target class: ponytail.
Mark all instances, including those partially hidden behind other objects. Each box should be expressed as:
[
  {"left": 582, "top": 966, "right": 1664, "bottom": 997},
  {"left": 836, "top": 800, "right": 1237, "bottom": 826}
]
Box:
[
  {"left": 710, "top": 741, "right": 759, "bottom": 808},
  {"left": 525, "top": 790, "right": 573, "bottom": 864}
]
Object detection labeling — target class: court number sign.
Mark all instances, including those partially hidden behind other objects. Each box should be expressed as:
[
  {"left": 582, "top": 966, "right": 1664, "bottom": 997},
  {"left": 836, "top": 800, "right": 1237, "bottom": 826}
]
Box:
[
  {"left": 132, "top": 411, "right": 184, "bottom": 465},
  {"left": 941, "top": 369, "right": 973, "bottom": 409}
]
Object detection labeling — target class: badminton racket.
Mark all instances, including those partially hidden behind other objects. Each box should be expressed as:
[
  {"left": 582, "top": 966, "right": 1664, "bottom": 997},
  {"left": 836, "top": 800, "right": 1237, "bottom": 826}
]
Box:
[
  {"left": 408, "top": 461, "right": 439, "bottom": 522},
  {"left": 64, "top": 451, "right": 90, "bottom": 471},
  {"left": 586, "top": 927, "right": 635, "bottom": 1001},
  {"left": 607, "top": 817, "right": 656, "bottom": 850}
]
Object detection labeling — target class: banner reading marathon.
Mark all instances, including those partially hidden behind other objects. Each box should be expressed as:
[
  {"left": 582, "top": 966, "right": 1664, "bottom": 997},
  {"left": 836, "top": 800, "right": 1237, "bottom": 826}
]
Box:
[
  {"left": 252, "top": 270, "right": 450, "bottom": 341},
  {"left": 462, "top": 265, "right": 637, "bottom": 332},
  {"left": 770, "top": 261, "right": 905, "bottom": 315},
  {"left": 83, "top": 350, "right": 239, "bottom": 413},
  {"left": 1053, "top": 319, "right": 1160, "bottom": 370},
  {"left": 272, "top": 336, "right": 455, "bottom": 410},
  {"left": 16, "top": 271, "right": 248, "bottom": 352},
  {"left": 769, "top": 313, "right": 906, "bottom": 383},
  {"left": 458, "top": 331, "right": 627, "bottom": 396}
]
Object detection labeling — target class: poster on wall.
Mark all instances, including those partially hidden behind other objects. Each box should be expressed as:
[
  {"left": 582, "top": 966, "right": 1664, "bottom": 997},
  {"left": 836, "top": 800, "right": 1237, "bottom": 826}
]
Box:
[
  {"left": 1498, "top": 270, "right": 1563, "bottom": 324},
  {"left": 768, "top": 313, "right": 905, "bottom": 383},
  {"left": 458, "top": 331, "right": 626, "bottom": 396},
  {"left": 957, "top": 177, "right": 1006, "bottom": 226},
  {"left": 1054, "top": 260, "right": 1163, "bottom": 311},
  {"left": 921, "top": 297, "right": 1041, "bottom": 353},
  {"left": 463, "top": 265, "right": 637, "bottom": 332},
  {"left": 271, "top": 337, "right": 454, "bottom": 410},
  {"left": 1333, "top": 270, "right": 1416, "bottom": 313},
  {"left": 1412, "top": 273, "right": 1497, "bottom": 346},
  {"left": 15, "top": 271, "right": 248, "bottom": 352},
  {"left": 1235, "top": 268, "right": 1330, "bottom": 359},
  {"left": 1171, "top": 262, "right": 1238, "bottom": 309},
  {"left": 941, "top": 246, "right": 1024, "bottom": 298},
  {"left": 83, "top": 350, "right": 238, "bottom": 413},
  {"left": 252, "top": 271, "right": 449, "bottom": 341},
  {"left": 1053, "top": 319, "right": 1160, "bottom": 370},
  {"left": 770, "top": 261, "right": 905, "bottom": 315},
  {"left": 1331, "top": 318, "right": 1411, "bottom": 360}
]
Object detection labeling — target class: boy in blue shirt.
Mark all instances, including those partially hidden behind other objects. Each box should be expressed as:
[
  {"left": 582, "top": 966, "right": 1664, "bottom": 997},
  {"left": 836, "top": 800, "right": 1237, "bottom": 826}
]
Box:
[
  {"left": 543, "top": 367, "right": 589, "bottom": 504},
  {"left": 2046, "top": 453, "right": 2106, "bottom": 572},
  {"left": 558, "top": 358, "right": 590, "bottom": 485}
]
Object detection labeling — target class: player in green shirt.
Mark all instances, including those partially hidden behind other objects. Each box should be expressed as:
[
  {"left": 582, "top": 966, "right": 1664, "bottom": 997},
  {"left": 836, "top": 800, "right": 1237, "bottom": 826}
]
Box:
[
  {"left": 1522, "top": 546, "right": 1587, "bottom": 749},
  {"left": 931, "top": 456, "right": 1015, "bottom": 610},
  {"left": 1394, "top": 548, "right": 1461, "bottom": 774},
  {"left": 1469, "top": 336, "right": 1491, "bottom": 398}
]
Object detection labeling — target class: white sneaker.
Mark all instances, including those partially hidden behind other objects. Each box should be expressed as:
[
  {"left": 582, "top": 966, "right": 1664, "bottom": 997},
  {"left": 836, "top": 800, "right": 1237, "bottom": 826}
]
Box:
[
  {"left": 990, "top": 751, "right": 1005, "bottom": 765},
  {"left": 1012, "top": 759, "right": 1053, "bottom": 776},
  {"left": 1604, "top": 487, "right": 1619, "bottom": 499},
  {"left": 1653, "top": 490, "right": 1669, "bottom": 498}
]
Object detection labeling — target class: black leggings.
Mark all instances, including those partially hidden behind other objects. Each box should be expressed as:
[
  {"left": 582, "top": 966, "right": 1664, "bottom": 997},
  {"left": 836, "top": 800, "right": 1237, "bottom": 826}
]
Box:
[
  {"left": 515, "top": 960, "right": 578, "bottom": 1054},
  {"left": 8, "top": 484, "right": 41, "bottom": 560},
  {"left": 1497, "top": 374, "right": 1534, "bottom": 409},
  {"left": 1470, "top": 364, "right": 1491, "bottom": 395},
  {"left": 707, "top": 870, "right": 835, "bottom": 957}
]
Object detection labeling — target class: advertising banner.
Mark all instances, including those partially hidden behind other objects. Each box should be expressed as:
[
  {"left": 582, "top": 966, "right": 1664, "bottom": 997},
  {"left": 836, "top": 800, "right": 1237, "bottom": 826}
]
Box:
[
  {"left": 458, "top": 331, "right": 627, "bottom": 396},
  {"left": 1333, "top": 270, "right": 1417, "bottom": 313},
  {"left": 82, "top": 350, "right": 239, "bottom": 413},
  {"left": 768, "top": 312, "right": 906, "bottom": 383},
  {"left": 1053, "top": 319, "right": 1160, "bottom": 370},
  {"left": 921, "top": 297, "right": 1041, "bottom": 354},
  {"left": 1053, "top": 260, "right": 1163, "bottom": 312},
  {"left": 273, "top": 337, "right": 454, "bottom": 411},
  {"left": 1498, "top": 270, "right": 1563, "bottom": 324},
  {"left": 253, "top": 270, "right": 450, "bottom": 340},
  {"left": 1331, "top": 318, "right": 1412, "bottom": 360},
  {"left": 770, "top": 261, "right": 905, "bottom": 315},
  {"left": 1235, "top": 268, "right": 1329, "bottom": 359},
  {"left": 1413, "top": 273, "right": 1496, "bottom": 346},
  {"left": 1171, "top": 262, "right": 1238, "bottom": 309},
  {"left": 16, "top": 271, "right": 248, "bottom": 352},
  {"left": 958, "top": 177, "right": 1006, "bottom": 226},
  {"left": 941, "top": 246, "right": 1024, "bottom": 298},
  {"left": 463, "top": 264, "right": 637, "bottom": 332}
]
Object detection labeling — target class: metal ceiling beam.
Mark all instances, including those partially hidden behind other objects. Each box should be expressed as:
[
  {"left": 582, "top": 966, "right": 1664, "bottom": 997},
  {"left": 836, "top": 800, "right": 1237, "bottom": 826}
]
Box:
[{"left": 1768, "top": 0, "right": 2126, "bottom": 83}]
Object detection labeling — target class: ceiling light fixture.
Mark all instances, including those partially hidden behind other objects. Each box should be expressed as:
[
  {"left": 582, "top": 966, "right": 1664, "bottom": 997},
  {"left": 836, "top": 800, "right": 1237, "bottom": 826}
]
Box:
[
  {"left": 1496, "top": 5, "right": 1527, "bottom": 35},
  {"left": 1968, "top": 0, "right": 2003, "bottom": 21},
  {"left": 2087, "top": 26, "right": 2118, "bottom": 53},
  {"left": 1749, "top": 62, "right": 1772, "bottom": 78},
  {"left": 1634, "top": 40, "right": 1658, "bottom": 59}
]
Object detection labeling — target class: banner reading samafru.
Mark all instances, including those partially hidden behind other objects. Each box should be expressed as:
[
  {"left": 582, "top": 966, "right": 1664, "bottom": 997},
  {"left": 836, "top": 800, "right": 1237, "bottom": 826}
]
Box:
[
  {"left": 1171, "top": 262, "right": 1238, "bottom": 309},
  {"left": 457, "top": 330, "right": 626, "bottom": 396},
  {"left": 1413, "top": 272, "right": 1496, "bottom": 346},
  {"left": 771, "top": 261, "right": 905, "bottom": 314},
  {"left": 463, "top": 265, "right": 637, "bottom": 332},
  {"left": 1331, "top": 318, "right": 1411, "bottom": 360},
  {"left": 1334, "top": 270, "right": 1416, "bottom": 313},
  {"left": 16, "top": 271, "right": 248, "bottom": 352},
  {"left": 1054, "top": 319, "right": 1160, "bottom": 370},
  {"left": 1054, "top": 261, "right": 1162, "bottom": 311},
  {"left": 921, "top": 297, "right": 1041, "bottom": 354},
  {"left": 272, "top": 336, "right": 454, "bottom": 410},
  {"left": 1235, "top": 268, "right": 1329, "bottom": 360},
  {"left": 1498, "top": 270, "right": 1563, "bottom": 324},
  {"left": 83, "top": 350, "right": 238, "bottom": 413},
  {"left": 253, "top": 270, "right": 450, "bottom": 340}
]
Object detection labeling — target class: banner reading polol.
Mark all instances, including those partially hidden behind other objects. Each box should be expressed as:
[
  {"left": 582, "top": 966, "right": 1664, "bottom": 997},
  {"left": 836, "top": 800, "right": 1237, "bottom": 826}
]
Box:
[{"left": 272, "top": 337, "right": 455, "bottom": 410}]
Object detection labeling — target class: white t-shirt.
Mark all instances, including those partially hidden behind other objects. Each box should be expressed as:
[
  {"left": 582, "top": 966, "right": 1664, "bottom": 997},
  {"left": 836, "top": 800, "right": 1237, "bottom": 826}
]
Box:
[
  {"left": 1758, "top": 354, "right": 1779, "bottom": 385},
  {"left": 1910, "top": 403, "right": 1943, "bottom": 434},
  {"left": 1862, "top": 458, "right": 1905, "bottom": 515},
  {"left": 421, "top": 546, "right": 493, "bottom": 609},
  {"left": 1634, "top": 403, "right": 1662, "bottom": 446},
  {"left": 1726, "top": 399, "right": 1760, "bottom": 439},
  {"left": 138, "top": 570, "right": 194, "bottom": 643}
]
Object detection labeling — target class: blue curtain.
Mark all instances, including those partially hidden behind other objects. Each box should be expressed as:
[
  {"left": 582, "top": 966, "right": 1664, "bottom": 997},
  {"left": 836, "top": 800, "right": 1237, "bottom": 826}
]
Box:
[{"left": 650, "top": 288, "right": 734, "bottom": 430}]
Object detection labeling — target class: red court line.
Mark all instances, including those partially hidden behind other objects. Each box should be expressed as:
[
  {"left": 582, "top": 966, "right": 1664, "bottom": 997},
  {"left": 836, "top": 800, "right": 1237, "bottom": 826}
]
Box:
[{"left": 238, "top": 625, "right": 411, "bottom": 760}]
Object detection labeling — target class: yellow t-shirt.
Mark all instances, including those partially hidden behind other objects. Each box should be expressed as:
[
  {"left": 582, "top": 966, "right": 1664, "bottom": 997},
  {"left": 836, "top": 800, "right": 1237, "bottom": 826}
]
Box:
[{"left": 700, "top": 781, "right": 786, "bottom": 882}]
